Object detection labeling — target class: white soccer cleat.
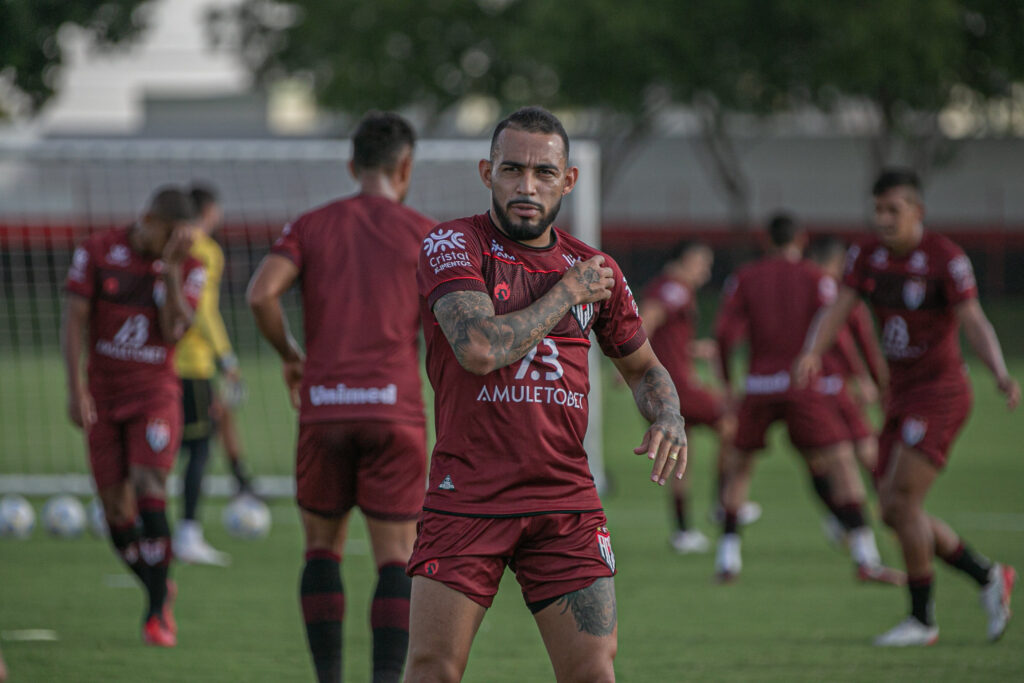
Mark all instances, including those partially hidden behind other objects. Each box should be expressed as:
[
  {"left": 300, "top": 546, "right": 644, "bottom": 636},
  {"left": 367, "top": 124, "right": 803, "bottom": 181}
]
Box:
[
  {"left": 820, "top": 515, "right": 847, "bottom": 549},
  {"left": 873, "top": 617, "right": 939, "bottom": 647},
  {"left": 670, "top": 529, "right": 710, "bottom": 555},
  {"left": 714, "top": 534, "right": 742, "bottom": 582},
  {"left": 980, "top": 563, "right": 1016, "bottom": 642},
  {"left": 173, "top": 523, "right": 231, "bottom": 567}
]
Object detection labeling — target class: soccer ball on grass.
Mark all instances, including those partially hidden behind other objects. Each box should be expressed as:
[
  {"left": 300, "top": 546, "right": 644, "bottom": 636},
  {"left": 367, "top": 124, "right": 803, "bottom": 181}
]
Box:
[
  {"left": 0, "top": 494, "right": 36, "bottom": 539},
  {"left": 42, "top": 495, "right": 87, "bottom": 538},
  {"left": 222, "top": 494, "right": 271, "bottom": 539}
]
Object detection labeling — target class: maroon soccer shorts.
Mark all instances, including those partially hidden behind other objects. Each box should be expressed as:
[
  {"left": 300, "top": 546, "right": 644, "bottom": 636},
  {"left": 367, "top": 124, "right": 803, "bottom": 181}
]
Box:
[
  {"left": 733, "top": 390, "right": 848, "bottom": 452},
  {"left": 876, "top": 382, "right": 972, "bottom": 479},
  {"left": 677, "top": 381, "right": 727, "bottom": 428},
  {"left": 834, "top": 386, "right": 874, "bottom": 442},
  {"left": 296, "top": 420, "right": 426, "bottom": 520},
  {"left": 407, "top": 510, "right": 616, "bottom": 608},
  {"left": 88, "top": 395, "right": 182, "bottom": 490}
]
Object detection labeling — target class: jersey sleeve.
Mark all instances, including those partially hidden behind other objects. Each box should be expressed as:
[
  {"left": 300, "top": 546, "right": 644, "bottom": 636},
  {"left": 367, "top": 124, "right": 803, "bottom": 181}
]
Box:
[
  {"left": 593, "top": 257, "right": 647, "bottom": 358},
  {"left": 842, "top": 243, "right": 870, "bottom": 294},
  {"left": 943, "top": 247, "right": 978, "bottom": 305},
  {"left": 417, "top": 223, "right": 488, "bottom": 309},
  {"left": 65, "top": 242, "right": 96, "bottom": 299},
  {"left": 714, "top": 275, "right": 747, "bottom": 385},
  {"left": 270, "top": 219, "right": 303, "bottom": 270},
  {"left": 192, "top": 242, "right": 234, "bottom": 359}
]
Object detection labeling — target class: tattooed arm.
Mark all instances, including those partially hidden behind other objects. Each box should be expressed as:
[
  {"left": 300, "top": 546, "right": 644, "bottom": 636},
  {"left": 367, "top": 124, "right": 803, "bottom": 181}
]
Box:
[
  {"left": 611, "top": 341, "right": 687, "bottom": 485},
  {"left": 433, "top": 254, "right": 614, "bottom": 375}
]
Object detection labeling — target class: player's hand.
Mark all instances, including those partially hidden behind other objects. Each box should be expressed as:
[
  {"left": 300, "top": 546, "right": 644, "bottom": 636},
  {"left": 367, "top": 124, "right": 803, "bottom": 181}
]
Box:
[
  {"left": 561, "top": 255, "right": 614, "bottom": 305},
  {"left": 68, "top": 387, "right": 96, "bottom": 430},
  {"left": 688, "top": 338, "right": 718, "bottom": 361},
  {"left": 997, "top": 375, "right": 1020, "bottom": 410},
  {"left": 162, "top": 225, "right": 196, "bottom": 266},
  {"left": 634, "top": 412, "right": 687, "bottom": 485},
  {"left": 853, "top": 376, "right": 879, "bottom": 406},
  {"left": 793, "top": 352, "right": 821, "bottom": 388},
  {"left": 282, "top": 355, "right": 305, "bottom": 410},
  {"left": 221, "top": 371, "right": 248, "bottom": 409}
]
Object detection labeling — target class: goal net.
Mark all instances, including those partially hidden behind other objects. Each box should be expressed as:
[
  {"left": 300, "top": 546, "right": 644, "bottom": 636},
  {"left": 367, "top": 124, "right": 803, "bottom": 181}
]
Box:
[{"left": 0, "top": 138, "right": 603, "bottom": 496}]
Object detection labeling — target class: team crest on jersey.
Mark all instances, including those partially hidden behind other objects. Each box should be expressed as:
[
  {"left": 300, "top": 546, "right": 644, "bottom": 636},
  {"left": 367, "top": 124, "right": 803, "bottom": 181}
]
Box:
[
  {"left": 596, "top": 527, "right": 615, "bottom": 572},
  {"left": 106, "top": 244, "right": 130, "bottom": 266},
  {"left": 422, "top": 229, "right": 466, "bottom": 255},
  {"left": 908, "top": 251, "right": 928, "bottom": 274},
  {"left": 494, "top": 281, "right": 511, "bottom": 302},
  {"left": 901, "top": 417, "right": 927, "bottom": 447},
  {"left": 563, "top": 253, "right": 579, "bottom": 270},
  {"left": 870, "top": 247, "right": 889, "bottom": 269},
  {"left": 903, "top": 279, "right": 926, "bottom": 310},
  {"left": 146, "top": 419, "right": 171, "bottom": 453},
  {"left": 438, "top": 474, "right": 455, "bottom": 491},
  {"left": 571, "top": 303, "right": 595, "bottom": 331}
]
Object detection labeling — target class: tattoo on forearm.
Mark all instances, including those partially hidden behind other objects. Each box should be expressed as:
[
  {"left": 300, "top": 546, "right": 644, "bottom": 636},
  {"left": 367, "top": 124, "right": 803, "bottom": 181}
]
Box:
[
  {"left": 634, "top": 365, "right": 681, "bottom": 423},
  {"left": 557, "top": 577, "right": 616, "bottom": 637},
  {"left": 434, "top": 288, "right": 573, "bottom": 371}
]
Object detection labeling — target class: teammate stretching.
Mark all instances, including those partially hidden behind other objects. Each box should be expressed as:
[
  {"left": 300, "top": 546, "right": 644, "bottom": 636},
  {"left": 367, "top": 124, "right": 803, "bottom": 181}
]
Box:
[
  {"left": 63, "top": 187, "right": 204, "bottom": 646},
  {"left": 407, "top": 107, "right": 686, "bottom": 682},
  {"left": 797, "top": 168, "right": 1019, "bottom": 646},
  {"left": 639, "top": 242, "right": 751, "bottom": 554},
  {"left": 248, "top": 112, "right": 433, "bottom": 682},
  {"left": 714, "top": 214, "right": 896, "bottom": 584}
]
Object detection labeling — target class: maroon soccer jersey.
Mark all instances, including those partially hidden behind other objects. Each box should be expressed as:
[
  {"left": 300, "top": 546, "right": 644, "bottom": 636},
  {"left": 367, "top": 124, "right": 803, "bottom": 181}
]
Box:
[
  {"left": 271, "top": 194, "right": 435, "bottom": 425},
  {"left": 822, "top": 300, "right": 872, "bottom": 379},
  {"left": 417, "top": 213, "right": 646, "bottom": 516},
  {"left": 65, "top": 228, "right": 204, "bottom": 408},
  {"left": 715, "top": 257, "right": 836, "bottom": 395},
  {"left": 643, "top": 275, "right": 697, "bottom": 383},
  {"left": 843, "top": 232, "right": 976, "bottom": 395}
]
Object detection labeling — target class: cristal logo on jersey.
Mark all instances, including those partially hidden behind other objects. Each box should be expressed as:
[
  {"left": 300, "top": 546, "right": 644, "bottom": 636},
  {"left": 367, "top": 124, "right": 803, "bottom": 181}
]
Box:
[
  {"left": 596, "top": 527, "right": 615, "bottom": 572},
  {"left": 490, "top": 239, "right": 515, "bottom": 262},
  {"left": 423, "top": 229, "right": 467, "bottom": 255},
  {"left": 903, "top": 279, "right": 926, "bottom": 310},
  {"left": 870, "top": 247, "right": 889, "bottom": 268},
  {"left": 881, "top": 316, "right": 922, "bottom": 360},
  {"left": 660, "top": 281, "right": 689, "bottom": 307},
  {"left": 106, "top": 244, "right": 130, "bottom": 266},
  {"left": 146, "top": 419, "right": 171, "bottom": 453},
  {"left": 494, "top": 282, "right": 511, "bottom": 302}
]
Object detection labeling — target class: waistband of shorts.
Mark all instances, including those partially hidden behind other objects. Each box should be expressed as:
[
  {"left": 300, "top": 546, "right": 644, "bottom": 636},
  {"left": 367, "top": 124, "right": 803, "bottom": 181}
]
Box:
[{"left": 421, "top": 506, "right": 604, "bottom": 519}]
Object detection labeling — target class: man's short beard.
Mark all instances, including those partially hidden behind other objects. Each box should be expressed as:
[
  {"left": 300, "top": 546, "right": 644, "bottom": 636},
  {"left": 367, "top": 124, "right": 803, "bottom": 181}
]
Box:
[{"left": 491, "top": 196, "right": 562, "bottom": 243}]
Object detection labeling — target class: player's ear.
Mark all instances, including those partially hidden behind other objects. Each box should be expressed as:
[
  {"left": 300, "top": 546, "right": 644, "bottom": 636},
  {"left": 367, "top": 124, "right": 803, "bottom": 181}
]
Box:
[
  {"left": 561, "top": 165, "right": 579, "bottom": 196},
  {"left": 478, "top": 158, "right": 493, "bottom": 189}
]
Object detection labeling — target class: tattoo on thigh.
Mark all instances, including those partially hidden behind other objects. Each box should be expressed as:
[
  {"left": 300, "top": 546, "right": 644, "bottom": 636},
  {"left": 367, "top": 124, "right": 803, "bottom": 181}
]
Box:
[{"left": 557, "top": 577, "right": 616, "bottom": 636}]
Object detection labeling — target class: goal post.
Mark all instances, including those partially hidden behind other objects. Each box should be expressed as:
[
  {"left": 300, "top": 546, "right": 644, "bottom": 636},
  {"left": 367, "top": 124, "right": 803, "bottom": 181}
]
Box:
[{"left": 0, "top": 138, "right": 605, "bottom": 497}]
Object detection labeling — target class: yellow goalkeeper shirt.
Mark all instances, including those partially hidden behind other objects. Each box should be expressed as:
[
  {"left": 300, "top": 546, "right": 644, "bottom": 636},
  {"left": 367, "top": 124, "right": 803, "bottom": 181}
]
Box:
[{"left": 175, "top": 233, "right": 234, "bottom": 380}]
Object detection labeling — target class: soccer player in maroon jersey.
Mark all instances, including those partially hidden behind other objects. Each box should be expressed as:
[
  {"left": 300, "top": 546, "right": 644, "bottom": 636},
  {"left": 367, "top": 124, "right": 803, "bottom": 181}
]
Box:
[
  {"left": 247, "top": 112, "right": 434, "bottom": 683},
  {"left": 62, "top": 186, "right": 204, "bottom": 647},
  {"left": 714, "top": 214, "right": 896, "bottom": 585},
  {"left": 407, "top": 107, "right": 686, "bottom": 682},
  {"left": 796, "top": 168, "right": 1020, "bottom": 646},
  {"left": 639, "top": 242, "right": 752, "bottom": 554}
]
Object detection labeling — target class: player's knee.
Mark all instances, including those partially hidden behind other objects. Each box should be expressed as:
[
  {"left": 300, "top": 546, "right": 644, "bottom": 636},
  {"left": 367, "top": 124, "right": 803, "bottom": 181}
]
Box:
[
  {"left": 560, "top": 651, "right": 616, "bottom": 683},
  {"left": 879, "top": 490, "right": 910, "bottom": 528},
  {"left": 404, "top": 649, "right": 465, "bottom": 683}
]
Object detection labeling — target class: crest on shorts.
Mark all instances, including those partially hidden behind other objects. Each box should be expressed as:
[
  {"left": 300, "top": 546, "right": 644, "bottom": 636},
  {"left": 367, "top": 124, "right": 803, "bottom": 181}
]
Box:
[
  {"left": 146, "top": 419, "right": 170, "bottom": 453},
  {"left": 596, "top": 527, "right": 615, "bottom": 573},
  {"left": 901, "top": 417, "right": 927, "bottom": 447},
  {"left": 438, "top": 474, "right": 455, "bottom": 491},
  {"left": 903, "top": 279, "right": 926, "bottom": 310}
]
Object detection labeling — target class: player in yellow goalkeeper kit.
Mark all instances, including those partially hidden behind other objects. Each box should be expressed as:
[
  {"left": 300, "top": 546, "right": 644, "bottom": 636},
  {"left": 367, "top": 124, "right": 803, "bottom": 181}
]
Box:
[{"left": 173, "top": 184, "right": 251, "bottom": 565}]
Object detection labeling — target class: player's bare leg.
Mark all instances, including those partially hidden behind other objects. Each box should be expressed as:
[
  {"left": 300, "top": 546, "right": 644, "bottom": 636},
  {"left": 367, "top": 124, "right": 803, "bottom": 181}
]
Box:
[
  {"left": 879, "top": 445, "right": 1014, "bottom": 643},
  {"left": 218, "top": 405, "right": 254, "bottom": 495},
  {"left": 668, "top": 442, "right": 708, "bottom": 554},
  {"left": 300, "top": 510, "right": 351, "bottom": 683},
  {"left": 715, "top": 447, "right": 755, "bottom": 581},
  {"left": 534, "top": 577, "right": 617, "bottom": 683},
  {"left": 853, "top": 436, "right": 878, "bottom": 473},
  {"left": 129, "top": 464, "right": 175, "bottom": 646},
  {"left": 406, "top": 577, "right": 487, "bottom": 683},
  {"left": 366, "top": 517, "right": 417, "bottom": 683},
  {"left": 709, "top": 416, "right": 760, "bottom": 527}
]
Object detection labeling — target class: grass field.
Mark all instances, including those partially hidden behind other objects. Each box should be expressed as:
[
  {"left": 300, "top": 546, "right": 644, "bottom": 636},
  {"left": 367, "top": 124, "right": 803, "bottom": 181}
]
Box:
[{"left": 2, "top": 357, "right": 1023, "bottom": 681}]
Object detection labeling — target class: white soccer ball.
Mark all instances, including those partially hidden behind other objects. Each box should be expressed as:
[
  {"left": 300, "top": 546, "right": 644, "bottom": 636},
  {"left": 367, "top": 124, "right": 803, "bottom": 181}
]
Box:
[
  {"left": 222, "top": 494, "right": 271, "bottom": 540},
  {"left": 0, "top": 494, "right": 37, "bottom": 539},
  {"left": 87, "top": 497, "right": 108, "bottom": 537},
  {"left": 42, "top": 495, "right": 87, "bottom": 538}
]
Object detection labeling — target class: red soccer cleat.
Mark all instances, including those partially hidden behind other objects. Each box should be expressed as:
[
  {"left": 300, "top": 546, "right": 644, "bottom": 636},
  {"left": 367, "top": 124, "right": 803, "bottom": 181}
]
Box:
[
  {"left": 142, "top": 615, "right": 177, "bottom": 647},
  {"left": 857, "top": 563, "right": 907, "bottom": 586},
  {"left": 163, "top": 579, "right": 177, "bottom": 636}
]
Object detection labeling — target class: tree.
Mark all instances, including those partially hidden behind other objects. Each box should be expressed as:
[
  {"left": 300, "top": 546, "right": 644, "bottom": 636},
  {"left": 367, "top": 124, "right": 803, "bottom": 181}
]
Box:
[{"left": 0, "top": 1, "right": 152, "bottom": 117}]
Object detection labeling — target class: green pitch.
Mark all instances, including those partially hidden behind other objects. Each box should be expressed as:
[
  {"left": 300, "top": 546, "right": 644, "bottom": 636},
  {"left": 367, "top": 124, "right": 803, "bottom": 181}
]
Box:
[{"left": 2, "top": 361, "right": 1023, "bottom": 681}]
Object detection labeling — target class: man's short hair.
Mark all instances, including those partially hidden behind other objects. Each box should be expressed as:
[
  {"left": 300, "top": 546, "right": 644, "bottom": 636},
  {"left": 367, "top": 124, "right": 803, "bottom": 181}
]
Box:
[
  {"left": 351, "top": 111, "right": 416, "bottom": 172},
  {"left": 490, "top": 106, "right": 570, "bottom": 162},
  {"left": 189, "top": 183, "right": 219, "bottom": 211},
  {"left": 872, "top": 167, "right": 922, "bottom": 197},
  {"left": 806, "top": 236, "right": 847, "bottom": 265},
  {"left": 669, "top": 240, "right": 711, "bottom": 264},
  {"left": 147, "top": 185, "right": 197, "bottom": 225},
  {"left": 766, "top": 211, "right": 799, "bottom": 247}
]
